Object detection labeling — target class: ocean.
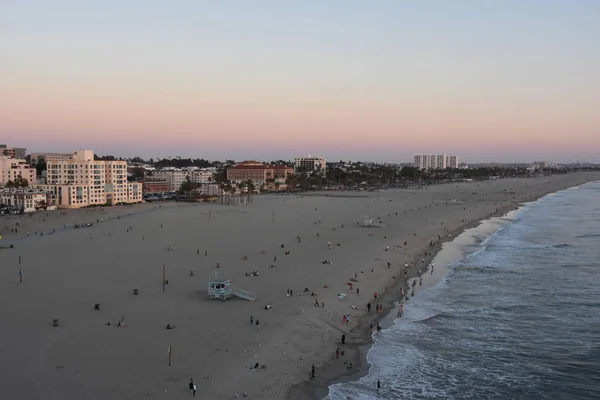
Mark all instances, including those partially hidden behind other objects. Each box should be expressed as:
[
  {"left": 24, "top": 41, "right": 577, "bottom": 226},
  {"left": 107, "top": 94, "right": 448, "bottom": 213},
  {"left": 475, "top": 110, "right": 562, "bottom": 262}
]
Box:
[{"left": 328, "top": 181, "right": 600, "bottom": 400}]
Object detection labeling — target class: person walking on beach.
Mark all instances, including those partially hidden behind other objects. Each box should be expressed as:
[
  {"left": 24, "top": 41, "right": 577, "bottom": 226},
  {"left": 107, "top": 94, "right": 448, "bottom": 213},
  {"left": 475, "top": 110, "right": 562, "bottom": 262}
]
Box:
[
  {"left": 328, "top": 241, "right": 331, "bottom": 249},
  {"left": 311, "top": 364, "right": 315, "bottom": 379},
  {"left": 341, "top": 334, "right": 346, "bottom": 345},
  {"left": 377, "top": 380, "right": 381, "bottom": 390},
  {"left": 367, "top": 302, "right": 371, "bottom": 313},
  {"left": 255, "top": 319, "right": 260, "bottom": 330},
  {"left": 336, "top": 348, "right": 340, "bottom": 359},
  {"left": 250, "top": 315, "right": 254, "bottom": 325},
  {"left": 189, "top": 378, "right": 197, "bottom": 396}
]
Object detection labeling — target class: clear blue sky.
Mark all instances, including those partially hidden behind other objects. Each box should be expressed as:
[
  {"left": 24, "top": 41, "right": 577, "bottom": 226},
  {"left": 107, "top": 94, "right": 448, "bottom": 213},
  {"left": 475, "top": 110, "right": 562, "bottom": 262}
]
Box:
[{"left": 1, "top": 1, "right": 599, "bottom": 162}]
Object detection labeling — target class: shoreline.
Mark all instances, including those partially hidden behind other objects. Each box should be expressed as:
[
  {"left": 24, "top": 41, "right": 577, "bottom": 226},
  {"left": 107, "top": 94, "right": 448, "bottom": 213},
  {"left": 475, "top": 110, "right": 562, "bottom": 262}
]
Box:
[{"left": 287, "top": 177, "right": 599, "bottom": 400}]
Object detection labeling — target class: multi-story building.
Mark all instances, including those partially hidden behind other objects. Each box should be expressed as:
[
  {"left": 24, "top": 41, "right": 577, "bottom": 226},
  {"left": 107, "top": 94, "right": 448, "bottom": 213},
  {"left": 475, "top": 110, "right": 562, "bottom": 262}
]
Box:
[
  {"left": 151, "top": 169, "right": 189, "bottom": 192},
  {"left": 227, "top": 161, "right": 294, "bottom": 190},
  {"left": 143, "top": 180, "right": 170, "bottom": 194},
  {"left": 0, "top": 156, "right": 36, "bottom": 185},
  {"left": 145, "top": 167, "right": 216, "bottom": 192},
  {"left": 294, "top": 155, "right": 326, "bottom": 175},
  {"left": 30, "top": 152, "right": 72, "bottom": 165},
  {"left": 189, "top": 168, "right": 216, "bottom": 184},
  {"left": 35, "top": 150, "right": 142, "bottom": 208},
  {"left": 0, "top": 145, "right": 27, "bottom": 159},
  {"left": 446, "top": 155, "right": 459, "bottom": 169},
  {"left": 0, "top": 188, "right": 56, "bottom": 213},
  {"left": 414, "top": 154, "right": 459, "bottom": 170}
]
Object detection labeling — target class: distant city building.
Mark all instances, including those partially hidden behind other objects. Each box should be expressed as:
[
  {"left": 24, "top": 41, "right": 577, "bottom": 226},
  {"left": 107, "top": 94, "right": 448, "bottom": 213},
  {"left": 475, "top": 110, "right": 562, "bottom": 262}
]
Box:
[
  {"left": 294, "top": 156, "right": 326, "bottom": 175},
  {"left": 414, "top": 154, "right": 459, "bottom": 170},
  {"left": 152, "top": 170, "right": 189, "bottom": 192},
  {"left": 30, "top": 152, "right": 72, "bottom": 165},
  {"left": 150, "top": 167, "right": 216, "bottom": 192},
  {"left": 0, "top": 145, "right": 27, "bottom": 159},
  {"left": 198, "top": 183, "right": 220, "bottom": 196},
  {"left": 35, "top": 150, "right": 142, "bottom": 208},
  {"left": 0, "top": 188, "right": 56, "bottom": 213},
  {"left": 227, "top": 161, "right": 293, "bottom": 190},
  {"left": 0, "top": 155, "right": 36, "bottom": 185},
  {"left": 190, "top": 167, "right": 217, "bottom": 184},
  {"left": 446, "top": 155, "right": 459, "bottom": 169},
  {"left": 142, "top": 180, "right": 170, "bottom": 194}
]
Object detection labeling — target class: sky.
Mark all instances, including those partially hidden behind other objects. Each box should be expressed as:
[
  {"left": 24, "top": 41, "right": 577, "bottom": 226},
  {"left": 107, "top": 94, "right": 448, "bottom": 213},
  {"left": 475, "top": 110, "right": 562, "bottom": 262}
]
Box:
[{"left": 1, "top": 0, "right": 599, "bottom": 163}]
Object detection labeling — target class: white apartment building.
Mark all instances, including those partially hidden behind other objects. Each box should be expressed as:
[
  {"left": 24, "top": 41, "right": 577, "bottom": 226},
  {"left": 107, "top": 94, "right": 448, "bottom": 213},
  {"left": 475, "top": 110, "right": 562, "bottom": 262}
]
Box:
[
  {"left": 414, "top": 154, "right": 459, "bottom": 170},
  {"left": 151, "top": 170, "right": 189, "bottom": 192},
  {"left": 151, "top": 168, "right": 216, "bottom": 191},
  {"left": 36, "top": 150, "right": 142, "bottom": 208},
  {"left": 294, "top": 156, "right": 326, "bottom": 175},
  {"left": 446, "top": 155, "right": 459, "bottom": 169},
  {"left": 190, "top": 168, "right": 216, "bottom": 184},
  {"left": 0, "top": 189, "right": 56, "bottom": 213},
  {"left": 0, "top": 156, "right": 36, "bottom": 185}
]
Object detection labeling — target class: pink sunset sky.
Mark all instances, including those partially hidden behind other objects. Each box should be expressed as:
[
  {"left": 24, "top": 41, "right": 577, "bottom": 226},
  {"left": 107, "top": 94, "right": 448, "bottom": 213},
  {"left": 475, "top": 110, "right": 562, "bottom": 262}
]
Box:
[{"left": 1, "top": 1, "right": 599, "bottom": 163}]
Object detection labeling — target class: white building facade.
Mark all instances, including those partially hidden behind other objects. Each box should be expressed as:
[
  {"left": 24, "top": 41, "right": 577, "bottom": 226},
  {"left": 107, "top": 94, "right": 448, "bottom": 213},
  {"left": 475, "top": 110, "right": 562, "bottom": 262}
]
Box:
[
  {"left": 36, "top": 150, "right": 142, "bottom": 208},
  {"left": 414, "top": 154, "right": 459, "bottom": 170},
  {"left": 151, "top": 168, "right": 216, "bottom": 191},
  {"left": 151, "top": 170, "right": 189, "bottom": 192},
  {"left": 294, "top": 156, "right": 326, "bottom": 175},
  {"left": 0, "top": 189, "right": 56, "bottom": 213},
  {"left": 190, "top": 168, "right": 216, "bottom": 184}
]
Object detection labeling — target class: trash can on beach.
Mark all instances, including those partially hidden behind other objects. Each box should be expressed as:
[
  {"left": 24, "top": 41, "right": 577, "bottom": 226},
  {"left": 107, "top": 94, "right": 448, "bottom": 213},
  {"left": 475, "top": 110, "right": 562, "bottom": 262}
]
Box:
[{"left": 94, "top": 303, "right": 100, "bottom": 310}]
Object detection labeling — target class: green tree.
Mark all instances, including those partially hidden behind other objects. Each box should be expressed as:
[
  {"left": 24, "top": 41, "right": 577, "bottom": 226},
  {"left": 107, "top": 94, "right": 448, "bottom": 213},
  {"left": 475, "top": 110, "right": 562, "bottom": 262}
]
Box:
[
  {"left": 178, "top": 177, "right": 197, "bottom": 200},
  {"left": 130, "top": 167, "right": 145, "bottom": 181},
  {"left": 285, "top": 174, "right": 296, "bottom": 192},
  {"left": 34, "top": 199, "right": 48, "bottom": 211},
  {"left": 36, "top": 159, "right": 47, "bottom": 176},
  {"left": 13, "top": 176, "right": 29, "bottom": 188}
]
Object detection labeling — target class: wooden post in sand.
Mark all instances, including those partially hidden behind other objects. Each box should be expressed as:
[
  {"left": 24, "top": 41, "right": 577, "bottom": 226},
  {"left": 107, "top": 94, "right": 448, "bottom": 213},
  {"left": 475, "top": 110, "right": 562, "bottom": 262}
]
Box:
[
  {"left": 162, "top": 265, "right": 166, "bottom": 293},
  {"left": 19, "top": 268, "right": 22, "bottom": 283},
  {"left": 168, "top": 345, "right": 172, "bottom": 366},
  {"left": 19, "top": 255, "right": 21, "bottom": 265}
]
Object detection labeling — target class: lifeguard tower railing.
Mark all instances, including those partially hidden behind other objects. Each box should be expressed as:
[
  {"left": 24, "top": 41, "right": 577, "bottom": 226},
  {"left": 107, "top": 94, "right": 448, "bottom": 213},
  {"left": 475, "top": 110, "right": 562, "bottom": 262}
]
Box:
[{"left": 207, "top": 279, "right": 256, "bottom": 301}]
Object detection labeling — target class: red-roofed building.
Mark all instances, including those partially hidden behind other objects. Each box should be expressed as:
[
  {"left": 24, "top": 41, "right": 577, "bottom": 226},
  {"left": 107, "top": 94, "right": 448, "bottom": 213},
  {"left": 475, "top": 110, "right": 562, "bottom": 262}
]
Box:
[{"left": 227, "top": 161, "right": 293, "bottom": 191}]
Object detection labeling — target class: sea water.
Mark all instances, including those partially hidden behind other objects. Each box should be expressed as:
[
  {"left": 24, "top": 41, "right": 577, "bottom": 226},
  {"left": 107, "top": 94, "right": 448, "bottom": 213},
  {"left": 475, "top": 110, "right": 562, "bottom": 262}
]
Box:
[{"left": 329, "top": 181, "right": 600, "bottom": 399}]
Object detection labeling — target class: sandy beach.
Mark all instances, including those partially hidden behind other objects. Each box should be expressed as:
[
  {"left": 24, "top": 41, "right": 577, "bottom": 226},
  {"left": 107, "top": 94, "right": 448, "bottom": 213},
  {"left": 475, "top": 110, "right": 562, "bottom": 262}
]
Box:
[{"left": 1, "top": 172, "right": 599, "bottom": 400}]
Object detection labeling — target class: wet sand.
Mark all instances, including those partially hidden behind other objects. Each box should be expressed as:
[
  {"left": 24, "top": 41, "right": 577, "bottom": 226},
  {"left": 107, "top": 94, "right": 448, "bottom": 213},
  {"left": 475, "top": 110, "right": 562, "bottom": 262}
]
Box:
[{"left": 1, "top": 173, "right": 598, "bottom": 400}]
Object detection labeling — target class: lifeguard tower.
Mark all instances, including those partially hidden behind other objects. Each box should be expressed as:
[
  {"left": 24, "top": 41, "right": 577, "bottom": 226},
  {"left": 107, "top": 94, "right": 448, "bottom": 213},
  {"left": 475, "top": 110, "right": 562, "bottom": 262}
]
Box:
[{"left": 207, "top": 264, "right": 256, "bottom": 301}]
